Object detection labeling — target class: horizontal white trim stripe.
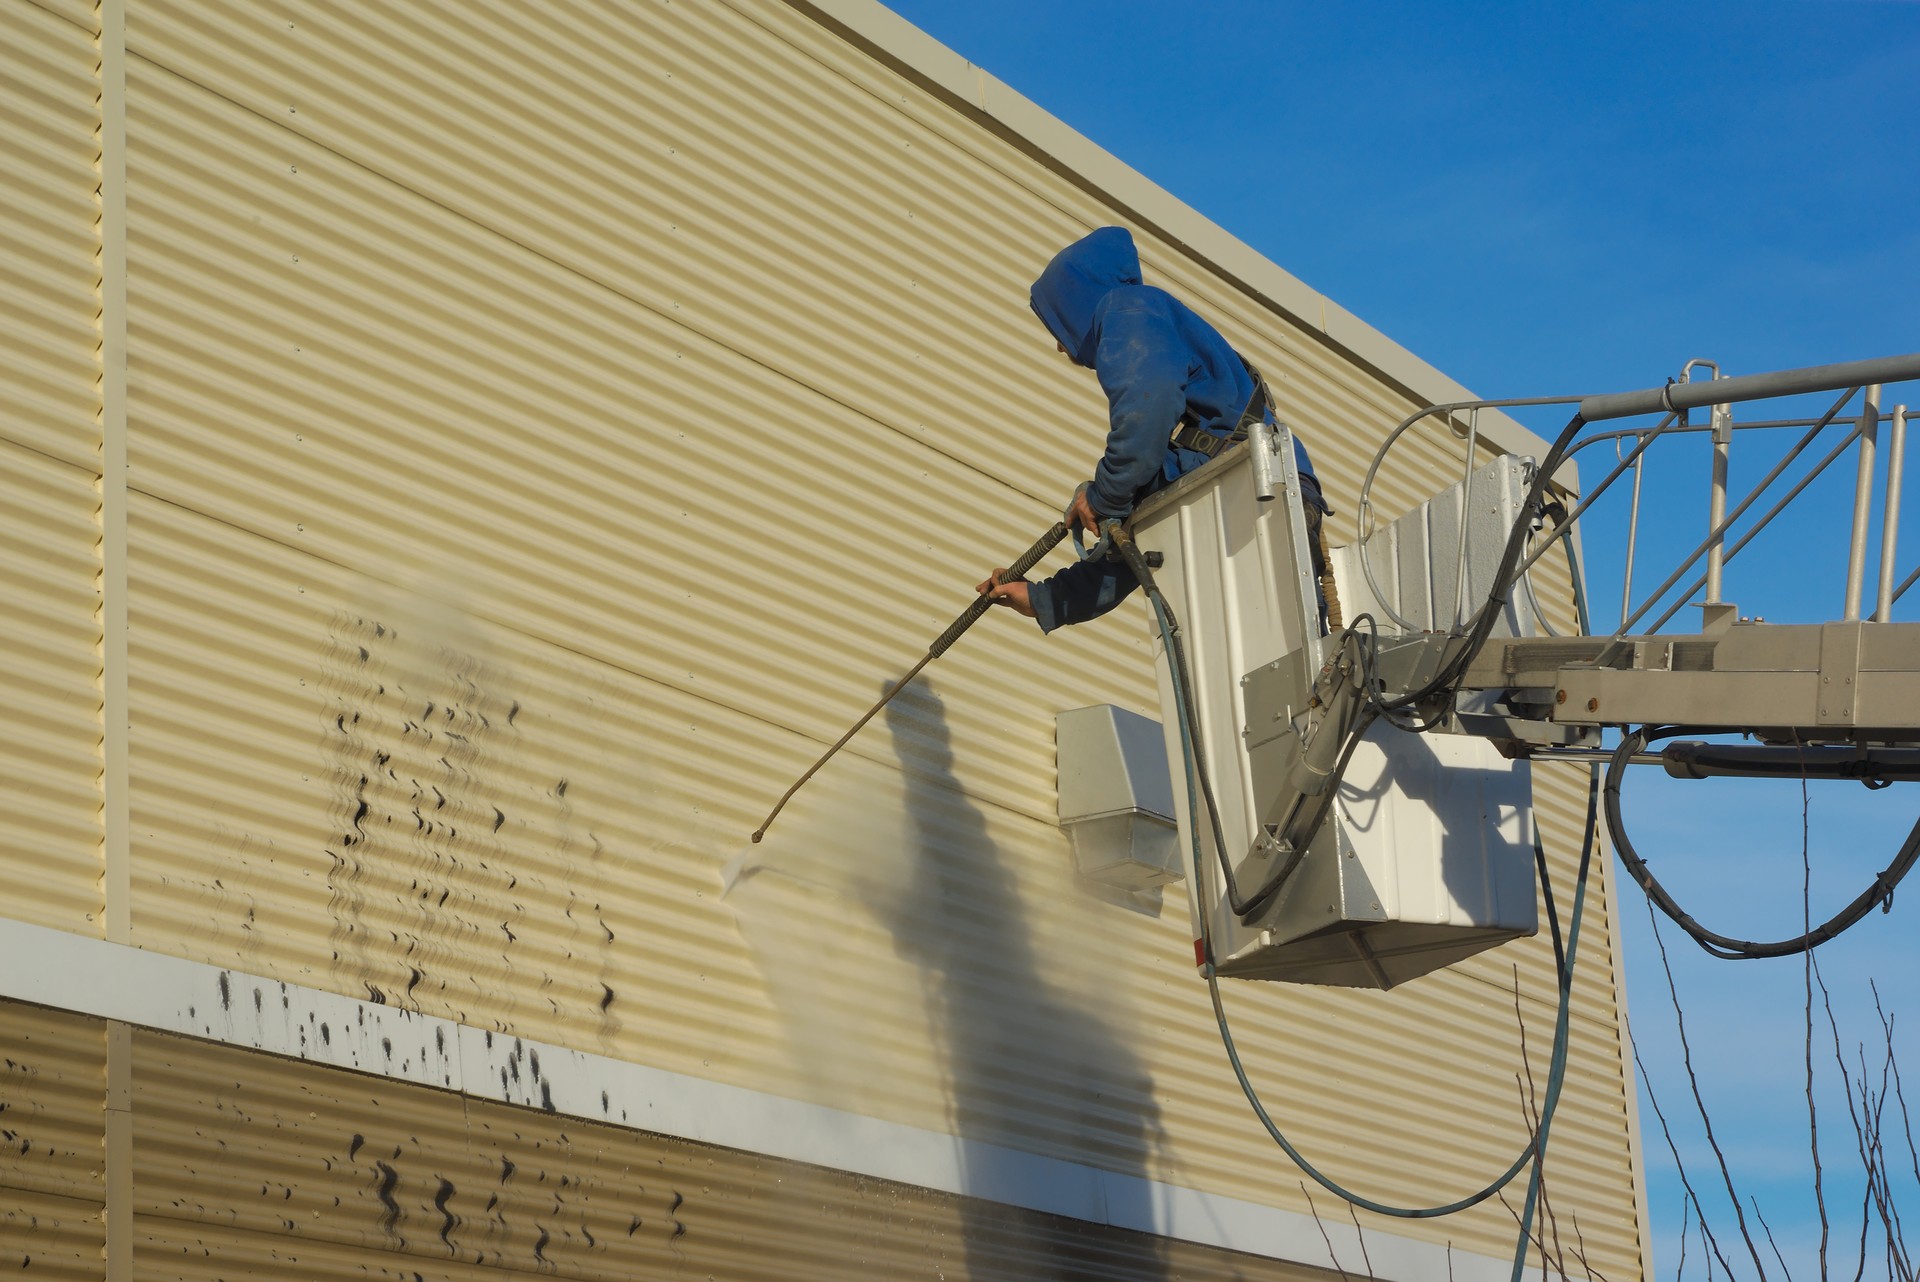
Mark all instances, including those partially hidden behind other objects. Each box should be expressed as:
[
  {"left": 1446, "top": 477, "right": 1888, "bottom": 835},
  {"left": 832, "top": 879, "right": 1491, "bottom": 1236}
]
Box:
[{"left": 0, "top": 917, "right": 1510, "bottom": 1280}]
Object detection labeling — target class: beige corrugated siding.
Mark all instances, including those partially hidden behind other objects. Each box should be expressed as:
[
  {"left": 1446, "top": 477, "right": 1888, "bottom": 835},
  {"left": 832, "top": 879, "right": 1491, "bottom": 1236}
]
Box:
[
  {"left": 1, "top": 0, "right": 101, "bottom": 472},
  {"left": 0, "top": 1186, "right": 105, "bottom": 1281},
  {"left": 0, "top": 1002, "right": 106, "bottom": 1278},
  {"left": 0, "top": 0, "right": 104, "bottom": 936},
  {"left": 0, "top": 444, "right": 106, "bottom": 933},
  {"left": 0, "top": 0, "right": 1643, "bottom": 1275},
  {"left": 131, "top": 1026, "right": 1339, "bottom": 1281}
]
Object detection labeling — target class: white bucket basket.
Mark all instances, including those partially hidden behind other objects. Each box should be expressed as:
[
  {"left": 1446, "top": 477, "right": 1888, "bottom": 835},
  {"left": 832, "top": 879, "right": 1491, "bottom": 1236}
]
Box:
[{"left": 1127, "top": 435, "right": 1538, "bottom": 988}]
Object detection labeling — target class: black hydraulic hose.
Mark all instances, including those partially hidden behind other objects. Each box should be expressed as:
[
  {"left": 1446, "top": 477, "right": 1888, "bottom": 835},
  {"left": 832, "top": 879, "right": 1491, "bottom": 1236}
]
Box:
[
  {"left": 1377, "top": 410, "right": 1590, "bottom": 716},
  {"left": 1109, "top": 528, "right": 1280, "bottom": 918},
  {"left": 1114, "top": 523, "right": 1598, "bottom": 1222},
  {"left": 1535, "top": 826, "right": 1568, "bottom": 986},
  {"left": 1606, "top": 726, "right": 1920, "bottom": 959}
]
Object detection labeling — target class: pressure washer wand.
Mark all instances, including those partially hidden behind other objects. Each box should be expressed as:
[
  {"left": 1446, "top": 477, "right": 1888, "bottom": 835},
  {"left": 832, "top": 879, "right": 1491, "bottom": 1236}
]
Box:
[{"left": 749, "top": 521, "right": 1068, "bottom": 844}]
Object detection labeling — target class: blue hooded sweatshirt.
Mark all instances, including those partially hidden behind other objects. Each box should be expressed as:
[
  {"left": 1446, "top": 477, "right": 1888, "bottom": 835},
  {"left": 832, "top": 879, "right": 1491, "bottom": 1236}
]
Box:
[{"left": 1025, "top": 226, "right": 1322, "bottom": 632}]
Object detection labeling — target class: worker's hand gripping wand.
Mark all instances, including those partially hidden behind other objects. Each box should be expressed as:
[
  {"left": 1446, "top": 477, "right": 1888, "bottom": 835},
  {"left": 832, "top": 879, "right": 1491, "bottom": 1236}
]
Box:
[{"left": 748, "top": 521, "right": 1069, "bottom": 844}]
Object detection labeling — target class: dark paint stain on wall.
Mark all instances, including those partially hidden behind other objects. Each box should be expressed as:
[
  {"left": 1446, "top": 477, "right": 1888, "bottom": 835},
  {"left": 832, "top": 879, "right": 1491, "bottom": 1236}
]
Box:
[{"left": 318, "top": 613, "right": 628, "bottom": 1045}]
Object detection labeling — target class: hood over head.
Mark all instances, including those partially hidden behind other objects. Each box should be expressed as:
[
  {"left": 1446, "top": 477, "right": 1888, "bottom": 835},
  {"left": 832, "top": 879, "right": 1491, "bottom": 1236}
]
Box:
[{"left": 1030, "top": 226, "right": 1141, "bottom": 367}]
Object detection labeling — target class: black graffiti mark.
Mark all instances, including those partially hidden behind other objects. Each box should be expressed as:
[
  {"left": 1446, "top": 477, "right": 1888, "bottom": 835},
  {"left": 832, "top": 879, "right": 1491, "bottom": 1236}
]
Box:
[
  {"left": 374, "top": 1160, "right": 402, "bottom": 1239},
  {"left": 508, "top": 701, "right": 520, "bottom": 725},
  {"left": 434, "top": 1178, "right": 457, "bottom": 1247},
  {"left": 367, "top": 983, "right": 387, "bottom": 1005},
  {"left": 253, "top": 987, "right": 263, "bottom": 1013},
  {"left": 319, "top": 1023, "right": 331, "bottom": 1046},
  {"left": 627, "top": 1214, "right": 642, "bottom": 1236},
  {"left": 599, "top": 984, "right": 614, "bottom": 1012},
  {"left": 217, "top": 973, "right": 232, "bottom": 1010},
  {"left": 582, "top": 1225, "right": 596, "bottom": 1249},
  {"left": 493, "top": 808, "right": 506, "bottom": 832},
  {"left": 539, "top": 1081, "right": 555, "bottom": 1114},
  {"left": 669, "top": 1190, "right": 686, "bottom": 1240},
  {"left": 532, "top": 1226, "right": 551, "bottom": 1264},
  {"left": 348, "top": 1133, "right": 365, "bottom": 1160},
  {"left": 407, "top": 967, "right": 423, "bottom": 998}
]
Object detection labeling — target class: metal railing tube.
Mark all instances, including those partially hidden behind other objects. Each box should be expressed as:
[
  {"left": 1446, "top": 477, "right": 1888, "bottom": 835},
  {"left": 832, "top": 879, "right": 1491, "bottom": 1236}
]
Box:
[
  {"left": 1639, "top": 415, "right": 1871, "bottom": 636},
  {"left": 1705, "top": 400, "right": 1732, "bottom": 604},
  {"left": 1881, "top": 404, "right": 1909, "bottom": 621},
  {"left": 1621, "top": 435, "right": 1646, "bottom": 628},
  {"left": 1577, "top": 353, "right": 1920, "bottom": 422},
  {"left": 1845, "top": 386, "right": 1882, "bottom": 620},
  {"left": 1587, "top": 388, "right": 1859, "bottom": 654}
]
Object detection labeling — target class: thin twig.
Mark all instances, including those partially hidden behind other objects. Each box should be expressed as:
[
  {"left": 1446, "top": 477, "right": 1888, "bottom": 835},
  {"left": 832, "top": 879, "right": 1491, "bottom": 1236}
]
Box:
[
  {"left": 1802, "top": 747, "right": 1831, "bottom": 1279},
  {"left": 1568, "top": 1210, "right": 1609, "bottom": 1282},
  {"left": 1644, "top": 898, "right": 1770, "bottom": 1279},
  {"left": 1881, "top": 985, "right": 1920, "bottom": 1199},
  {"left": 1677, "top": 1196, "right": 1691, "bottom": 1282},
  {"left": 1301, "top": 1182, "right": 1354, "bottom": 1282},
  {"left": 1631, "top": 1023, "right": 1737, "bottom": 1278},
  {"left": 1512, "top": 968, "right": 1570, "bottom": 1280},
  {"left": 1347, "top": 1202, "right": 1375, "bottom": 1282},
  {"left": 1750, "top": 1195, "right": 1792, "bottom": 1281},
  {"left": 1814, "top": 945, "right": 1873, "bottom": 1282}
]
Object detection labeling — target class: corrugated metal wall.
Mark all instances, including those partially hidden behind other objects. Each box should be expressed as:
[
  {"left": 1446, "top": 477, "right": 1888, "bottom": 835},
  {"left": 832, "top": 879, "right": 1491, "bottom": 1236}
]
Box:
[
  {"left": 0, "top": 1003, "right": 105, "bottom": 1278},
  {"left": 1, "top": 0, "right": 105, "bottom": 936},
  {"left": 0, "top": 0, "right": 1644, "bottom": 1275},
  {"left": 0, "top": 998, "right": 1337, "bottom": 1280}
]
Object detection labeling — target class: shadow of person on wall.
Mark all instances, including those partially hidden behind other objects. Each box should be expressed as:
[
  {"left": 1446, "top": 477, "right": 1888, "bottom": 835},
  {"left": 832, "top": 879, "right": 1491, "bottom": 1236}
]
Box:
[{"left": 880, "top": 678, "right": 1172, "bottom": 1279}]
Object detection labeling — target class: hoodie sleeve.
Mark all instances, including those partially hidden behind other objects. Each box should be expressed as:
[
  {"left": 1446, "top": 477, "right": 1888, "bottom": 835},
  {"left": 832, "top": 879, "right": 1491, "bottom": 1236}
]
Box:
[{"left": 1086, "top": 296, "right": 1190, "bottom": 519}]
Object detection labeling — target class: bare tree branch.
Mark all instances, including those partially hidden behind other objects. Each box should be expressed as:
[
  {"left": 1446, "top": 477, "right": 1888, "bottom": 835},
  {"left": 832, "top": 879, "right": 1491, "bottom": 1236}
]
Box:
[
  {"left": 1631, "top": 1023, "right": 1737, "bottom": 1279},
  {"left": 1347, "top": 1203, "right": 1375, "bottom": 1282},
  {"left": 1301, "top": 1182, "right": 1355, "bottom": 1282},
  {"left": 1750, "top": 1195, "right": 1792, "bottom": 1281},
  {"left": 1814, "top": 945, "right": 1875, "bottom": 1282},
  {"left": 1644, "top": 898, "right": 1770, "bottom": 1279},
  {"left": 1802, "top": 759, "right": 1831, "bottom": 1280}
]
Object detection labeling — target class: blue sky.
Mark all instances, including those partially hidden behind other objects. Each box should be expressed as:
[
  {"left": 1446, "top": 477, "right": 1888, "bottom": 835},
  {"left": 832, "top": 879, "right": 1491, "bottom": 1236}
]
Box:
[{"left": 879, "top": 1, "right": 1920, "bottom": 1275}]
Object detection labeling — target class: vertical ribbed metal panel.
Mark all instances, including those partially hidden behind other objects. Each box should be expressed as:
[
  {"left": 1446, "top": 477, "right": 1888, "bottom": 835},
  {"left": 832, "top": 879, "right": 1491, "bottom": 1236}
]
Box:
[
  {"left": 0, "top": 999, "right": 106, "bottom": 1278},
  {"left": 1, "top": 0, "right": 101, "bottom": 472},
  {"left": 0, "top": 0, "right": 106, "bottom": 938},
  {"left": 92, "top": 0, "right": 1646, "bottom": 1276},
  {"left": 130, "top": 1030, "right": 1336, "bottom": 1281}
]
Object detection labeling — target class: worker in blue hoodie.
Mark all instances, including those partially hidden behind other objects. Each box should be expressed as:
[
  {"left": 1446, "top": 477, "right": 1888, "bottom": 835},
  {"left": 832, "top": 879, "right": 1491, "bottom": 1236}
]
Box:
[{"left": 977, "top": 226, "right": 1326, "bottom": 631}]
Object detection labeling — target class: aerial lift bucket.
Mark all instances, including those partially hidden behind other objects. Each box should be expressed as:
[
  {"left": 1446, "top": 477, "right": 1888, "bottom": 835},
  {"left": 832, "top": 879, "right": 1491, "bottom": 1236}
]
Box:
[{"left": 1127, "top": 431, "right": 1540, "bottom": 989}]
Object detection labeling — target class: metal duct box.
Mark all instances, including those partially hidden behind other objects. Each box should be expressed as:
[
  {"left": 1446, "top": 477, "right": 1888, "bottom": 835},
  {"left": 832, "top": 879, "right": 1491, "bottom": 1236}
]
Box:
[
  {"left": 1055, "top": 705, "right": 1182, "bottom": 890},
  {"left": 1127, "top": 435, "right": 1537, "bottom": 988}
]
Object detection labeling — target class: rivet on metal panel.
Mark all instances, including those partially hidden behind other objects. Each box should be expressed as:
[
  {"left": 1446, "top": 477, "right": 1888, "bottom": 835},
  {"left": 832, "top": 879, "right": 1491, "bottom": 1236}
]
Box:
[
  {"left": 1587, "top": 698, "right": 1600, "bottom": 713},
  {"left": 1556, "top": 689, "right": 1567, "bottom": 704}
]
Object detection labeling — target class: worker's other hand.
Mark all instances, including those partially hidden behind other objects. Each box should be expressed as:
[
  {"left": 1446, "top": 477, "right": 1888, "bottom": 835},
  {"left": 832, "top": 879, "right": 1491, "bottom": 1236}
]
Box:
[
  {"left": 1066, "top": 484, "right": 1102, "bottom": 540},
  {"left": 976, "top": 569, "right": 1035, "bottom": 617}
]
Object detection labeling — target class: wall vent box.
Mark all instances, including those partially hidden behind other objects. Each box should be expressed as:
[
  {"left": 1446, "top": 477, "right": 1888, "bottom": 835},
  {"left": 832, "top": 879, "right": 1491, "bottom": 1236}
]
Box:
[{"left": 1055, "top": 705, "right": 1183, "bottom": 890}]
